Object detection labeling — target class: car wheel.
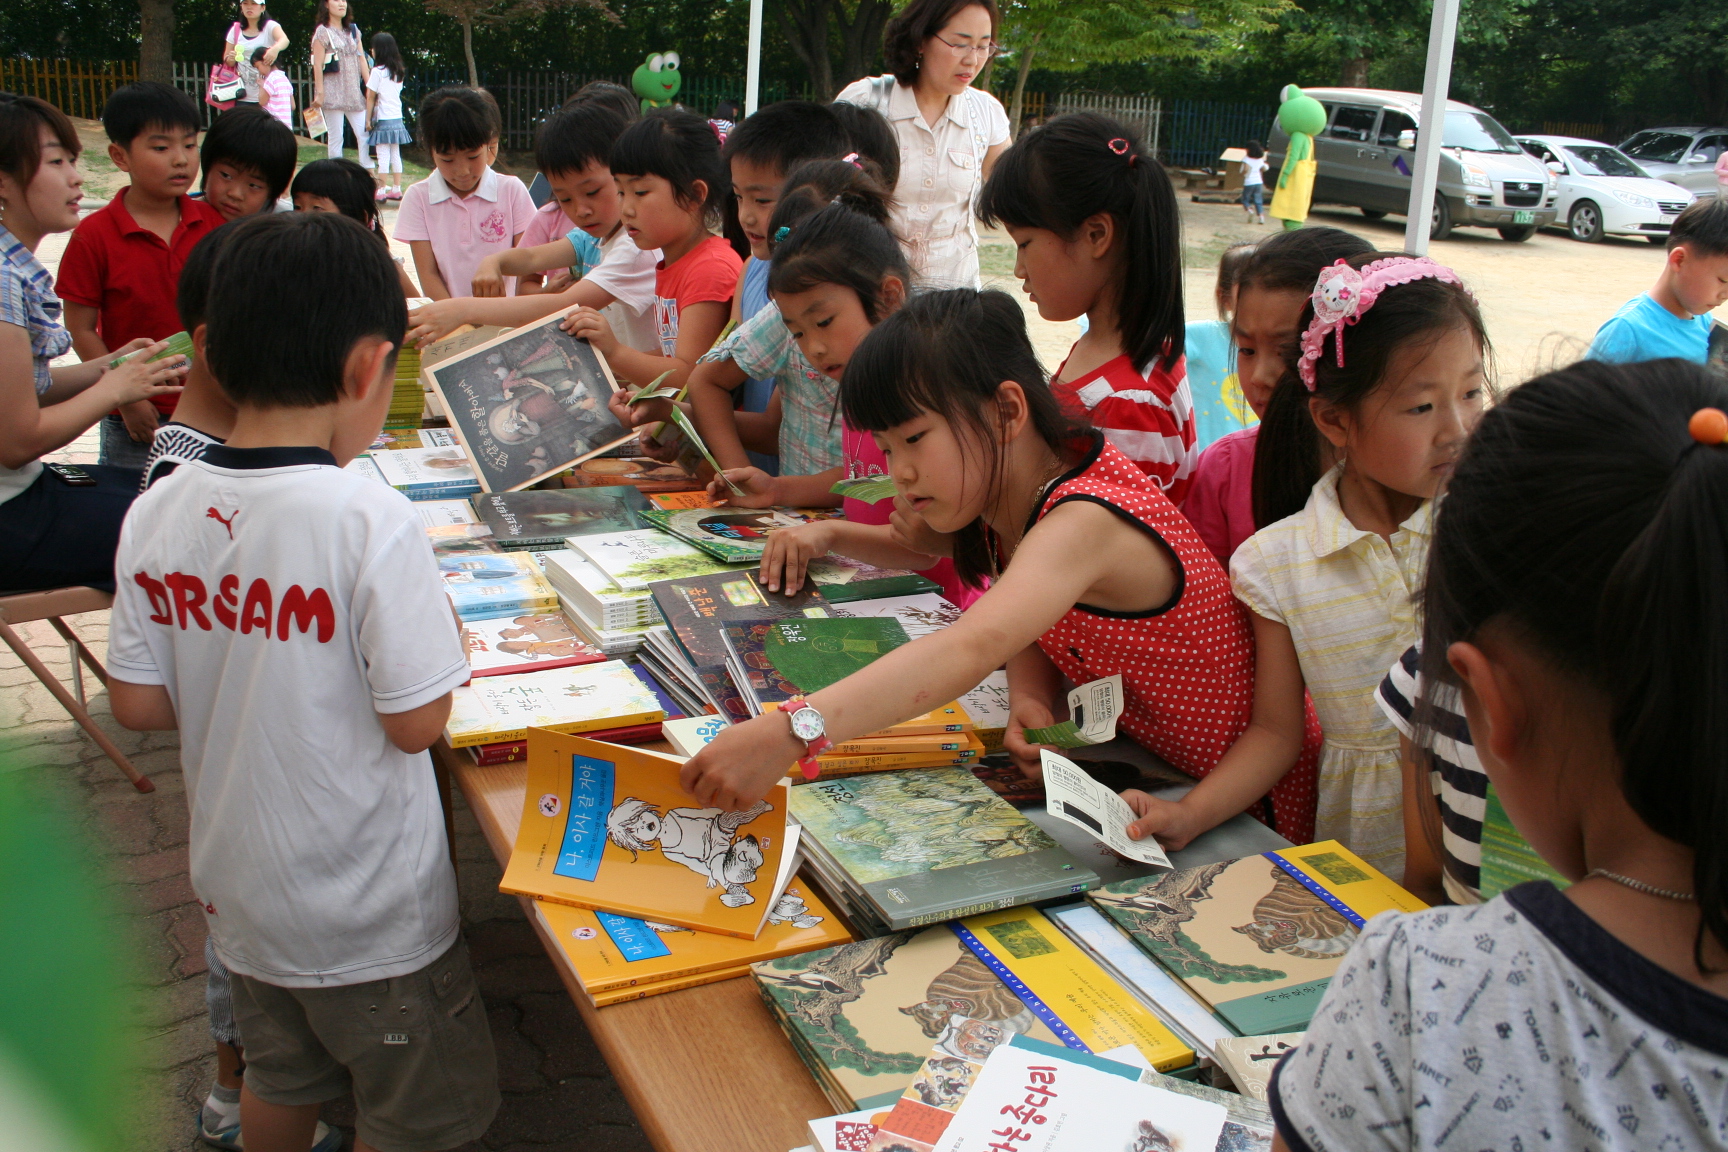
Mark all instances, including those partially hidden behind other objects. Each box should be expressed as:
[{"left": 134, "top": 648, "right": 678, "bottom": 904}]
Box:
[
  {"left": 1361, "top": 207, "right": 1388, "bottom": 220},
  {"left": 1429, "top": 196, "right": 1454, "bottom": 241},
  {"left": 1497, "top": 225, "right": 1536, "bottom": 242},
  {"left": 1568, "top": 200, "right": 1604, "bottom": 243}
]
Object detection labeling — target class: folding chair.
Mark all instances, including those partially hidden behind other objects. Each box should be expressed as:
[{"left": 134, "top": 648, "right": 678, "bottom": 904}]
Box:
[{"left": 0, "top": 587, "right": 153, "bottom": 792}]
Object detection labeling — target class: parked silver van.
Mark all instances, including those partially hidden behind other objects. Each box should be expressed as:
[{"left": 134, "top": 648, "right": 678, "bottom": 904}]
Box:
[{"left": 1268, "top": 87, "right": 1558, "bottom": 241}]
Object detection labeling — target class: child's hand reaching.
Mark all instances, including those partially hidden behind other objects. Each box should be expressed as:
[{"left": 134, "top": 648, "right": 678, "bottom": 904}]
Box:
[
  {"left": 406, "top": 299, "right": 472, "bottom": 347},
  {"left": 470, "top": 255, "right": 507, "bottom": 298},
  {"left": 709, "top": 467, "right": 776, "bottom": 508},
  {"left": 889, "top": 496, "right": 954, "bottom": 558},
  {"left": 1120, "top": 790, "right": 1206, "bottom": 852},
  {"left": 758, "top": 520, "right": 836, "bottom": 594},
  {"left": 562, "top": 306, "right": 618, "bottom": 358}
]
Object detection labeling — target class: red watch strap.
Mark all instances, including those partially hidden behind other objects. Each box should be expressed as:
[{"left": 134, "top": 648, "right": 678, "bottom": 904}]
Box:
[{"left": 784, "top": 695, "right": 831, "bottom": 781}]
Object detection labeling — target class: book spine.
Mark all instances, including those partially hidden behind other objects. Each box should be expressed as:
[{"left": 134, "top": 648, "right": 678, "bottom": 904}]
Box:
[
  {"left": 498, "top": 886, "right": 756, "bottom": 939},
  {"left": 454, "top": 597, "right": 562, "bottom": 622},
  {"left": 586, "top": 963, "right": 752, "bottom": 1006},
  {"left": 471, "top": 741, "right": 527, "bottom": 765},
  {"left": 815, "top": 752, "right": 978, "bottom": 773}
]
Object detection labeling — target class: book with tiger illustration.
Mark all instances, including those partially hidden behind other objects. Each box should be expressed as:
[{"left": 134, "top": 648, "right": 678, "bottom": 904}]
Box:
[
  {"left": 500, "top": 732, "right": 789, "bottom": 938},
  {"left": 1087, "top": 841, "right": 1426, "bottom": 1035}
]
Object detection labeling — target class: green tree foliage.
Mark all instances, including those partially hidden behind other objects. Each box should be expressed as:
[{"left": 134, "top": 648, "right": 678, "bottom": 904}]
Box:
[{"left": 423, "top": 0, "right": 619, "bottom": 87}]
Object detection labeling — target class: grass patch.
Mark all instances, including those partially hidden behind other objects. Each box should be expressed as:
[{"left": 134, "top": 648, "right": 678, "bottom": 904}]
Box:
[
  {"left": 979, "top": 242, "right": 1017, "bottom": 281},
  {"left": 296, "top": 142, "right": 433, "bottom": 183}
]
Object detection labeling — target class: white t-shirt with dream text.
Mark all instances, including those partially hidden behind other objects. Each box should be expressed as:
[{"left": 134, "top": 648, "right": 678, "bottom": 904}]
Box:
[{"left": 109, "top": 445, "right": 470, "bottom": 988}]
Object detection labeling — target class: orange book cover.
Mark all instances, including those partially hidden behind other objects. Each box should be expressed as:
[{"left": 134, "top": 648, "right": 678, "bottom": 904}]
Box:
[{"left": 500, "top": 732, "right": 789, "bottom": 938}]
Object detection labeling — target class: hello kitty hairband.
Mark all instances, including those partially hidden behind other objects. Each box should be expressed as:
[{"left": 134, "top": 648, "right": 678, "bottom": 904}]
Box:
[{"left": 1297, "top": 256, "right": 1470, "bottom": 390}]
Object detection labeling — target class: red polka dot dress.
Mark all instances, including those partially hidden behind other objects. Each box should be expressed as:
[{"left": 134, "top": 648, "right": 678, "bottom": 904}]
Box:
[{"left": 1029, "top": 433, "right": 1321, "bottom": 843}]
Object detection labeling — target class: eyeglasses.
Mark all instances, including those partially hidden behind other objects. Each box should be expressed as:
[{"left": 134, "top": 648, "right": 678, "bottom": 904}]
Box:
[{"left": 930, "top": 33, "right": 1002, "bottom": 60}]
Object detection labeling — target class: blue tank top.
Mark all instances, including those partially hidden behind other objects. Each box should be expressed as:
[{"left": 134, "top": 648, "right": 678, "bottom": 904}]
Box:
[{"left": 738, "top": 257, "right": 779, "bottom": 475}]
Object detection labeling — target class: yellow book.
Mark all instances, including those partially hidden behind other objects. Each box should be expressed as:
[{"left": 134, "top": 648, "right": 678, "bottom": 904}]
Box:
[
  {"left": 586, "top": 962, "right": 753, "bottom": 1006},
  {"left": 766, "top": 699, "right": 973, "bottom": 738},
  {"left": 814, "top": 751, "right": 979, "bottom": 776},
  {"left": 535, "top": 875, "right": 850, "bottom": 995},
  {"left": 955, "top": 905, "right": 1195, "bottom": 1072},
  {"left": 443, "top": 662, "right": 664, "bottom": 747},
  {"left": 827, "top": 730, "right": 987, "bottom": 757},
  {"left": 501, "top": 732, "right": 789, "bottom": 938}
]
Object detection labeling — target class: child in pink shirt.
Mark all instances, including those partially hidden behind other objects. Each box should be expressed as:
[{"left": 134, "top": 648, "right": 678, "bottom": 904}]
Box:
[{"left": 393, "top": 87, "right": 534, "bottom": 298}]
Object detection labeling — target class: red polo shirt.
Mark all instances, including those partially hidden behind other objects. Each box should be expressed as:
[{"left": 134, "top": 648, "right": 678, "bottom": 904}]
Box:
[{"left": 56, "top": 188, "right": 225, "bottom": 414}]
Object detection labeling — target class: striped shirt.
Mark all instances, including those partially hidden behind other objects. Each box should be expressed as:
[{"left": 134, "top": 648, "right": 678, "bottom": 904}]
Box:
[
  {"left": 1375, "top": 643, "right": 1484, "bottom": 902},
  {"left": 1052, "top": 350, "right": 1197, "bottom": 505},
  {"left": 1230, "top": 465, "right": 1431, "bottom": 878}
]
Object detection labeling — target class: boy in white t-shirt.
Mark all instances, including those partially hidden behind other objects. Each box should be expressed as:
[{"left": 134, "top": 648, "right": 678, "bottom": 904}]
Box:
[{"left": 108, "top": 213, "right": 498, "bottom": 1152}]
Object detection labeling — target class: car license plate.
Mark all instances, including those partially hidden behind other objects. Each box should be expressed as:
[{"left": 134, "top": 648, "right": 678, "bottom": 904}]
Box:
[
  {"left": 1661, "top": 214, "right": 1678, "bottom": 224},
  {"left": 1512, "top": 210, "right": 1534, "bottom": 224}
]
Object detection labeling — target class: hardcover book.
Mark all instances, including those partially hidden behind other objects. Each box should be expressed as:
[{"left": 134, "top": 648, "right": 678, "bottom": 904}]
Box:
[
  {"left": 500, "top": 733, "right": 788, "bottom": 937},
  {"left": 571, "top": 528, "right": 750, "bottom": 591},
  {"left": 562, "top": 456, "right": 704, "bottom": 493},
  {"left": 425, "top": 523, "right": 501, "bottom": 557},
  {"left": 424, "top": 312, "right": 636, "bottom": 493},
  {"left": 372, "top": 427, "right": 460, "bottom": 451},
  {"left": 438, "top": 552, "right": 559, "bottom": 620},
  {"left": 823, "top": 592, "right": 961, "bottom": 639},
  {"left": 789, "top": 768, "right": 1099, "bottom": 932},
  {"left": 369, "top": 445, "right": 482, "bottom": 499},
  {"left": 649, "top": 571, "right": 830, "bottom": 721},
  {"left": 462, "top": 612, "right": 606, "bottom": 678},
  {"left": 472, "top": 487, "right": 650, "bottom": 551},
  {"left": 641, "top": 506, "right": 843, "bottom": 564},
  {"left": 1088, "top": 841, "right": 1426, "bottom": 1036},
  {"left": 414, "top": 498, "right": 481, "bottom": 528},
  {"left": 798, "top": 556, "right": 942, "bottom": 604},
  {"left": 444, "top": 662, "right": 665, "bottom": 747},
  {"left": 721, "top": 616, "right": 911, "bottom": 715}
]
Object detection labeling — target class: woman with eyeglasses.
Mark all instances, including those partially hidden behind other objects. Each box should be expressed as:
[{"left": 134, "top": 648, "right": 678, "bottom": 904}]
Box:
[{"left": 836, "top": 0, "right": 1010, "bottom": 289}]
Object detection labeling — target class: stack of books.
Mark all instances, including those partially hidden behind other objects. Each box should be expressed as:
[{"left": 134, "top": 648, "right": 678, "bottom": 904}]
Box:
[
  {"left": 443, "top": 661, "right": 666, "bottom": 749},
  {"left": 568, "top": 527, "right": 751, "bottom": 592},
  {"left": 471, "top": 488, "right": 650, "bottom": 552},
  {"left": 788, "top": 767, "right": 1101, "bottom": 935},
  {"left": 438, "top": 552, "right": 559, "bottom": 621},
  {"left": 537, "top": 548, "right": 661, "bottom": 657},
  {"left": 635, "top": 626, "right": 711, "bottom": 717},
  {"left": 386, "top": 344, "right": 427, "bottom": 429},
  {"left": 500, "top": 733, "right": 853, "bottom": 1006}
]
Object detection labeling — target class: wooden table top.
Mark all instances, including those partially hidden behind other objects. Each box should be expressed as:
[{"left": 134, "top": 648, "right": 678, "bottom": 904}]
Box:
[{"left": 434, "top": 741, "right": 832, "bottom": 1152}]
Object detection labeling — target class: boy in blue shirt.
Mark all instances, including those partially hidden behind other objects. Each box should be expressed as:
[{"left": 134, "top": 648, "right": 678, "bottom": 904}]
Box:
[{"left": 1588, "top": 194, "right": 1728, "bottom": 364}]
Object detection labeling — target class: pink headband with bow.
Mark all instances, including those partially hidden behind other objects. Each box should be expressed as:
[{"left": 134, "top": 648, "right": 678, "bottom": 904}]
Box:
[{"left": 1297, "top": 256, "right": 1470, "bottom": 390}]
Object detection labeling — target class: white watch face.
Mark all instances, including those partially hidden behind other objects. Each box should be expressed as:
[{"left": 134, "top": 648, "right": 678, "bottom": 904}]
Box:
[{"left": 789, "top": 705, "right": 825, "bottom": 742}]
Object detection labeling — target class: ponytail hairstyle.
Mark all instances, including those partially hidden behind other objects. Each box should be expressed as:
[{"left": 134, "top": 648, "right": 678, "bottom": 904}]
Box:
[
  {"left": 291, "top": 158, "right": 387, "bottom": 242},
  {"left": 978, "top": 111, "right": 1183, "bottom": 374},
  {"left": 1250, "top": 249, "right": 1484, "bottom": 527},
  {"left": 370, "top": 31, "right": 404, "bottom": 82},
  {"left": 1420, "top": 358, "right": 1728, "bottom": 965},
  {"left": 610, "top": 107, "right": 730, "bottom": 229},
  {"left": 841, "top": 289, "right": 1076, "bottom": 588},
  {"left": 767, "top": 159, "right": 906, "bottom": 321}
]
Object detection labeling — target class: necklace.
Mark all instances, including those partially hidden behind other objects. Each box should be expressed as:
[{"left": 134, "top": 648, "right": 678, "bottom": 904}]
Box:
[{"left": 1586, "top": 868, "right": 1695, "bottom": 902}]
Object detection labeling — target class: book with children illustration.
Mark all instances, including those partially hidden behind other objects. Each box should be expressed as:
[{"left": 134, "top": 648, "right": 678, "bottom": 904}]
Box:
[
  {"left": 444, "top": 661, "right": 665, "bottom": 747},
  {"left": 462, "top": 613, "right": 606, "bottom": 678},
  {"left": 571, "top": 527, "right": 751, "bottom": 591},
  {"left": 639, "top": 506, "right": 842, "bottom": 564},
  {"left": 721, "top": 616, "right": 912, "bottom": 716},
  {"left": 437, "top": 552, "right": 559, "bottom": 620},
  {"left": 500, "top": 733, "right": 789, "bottom": 937},
  {"left": 368, "top": 444, "right": 482, "bottom": 500},
  {"left": 1087, "top": 841, "right": 1426, "bottom": 1035},
  {"left": 472, "top": 487, "right": 650, "bottom": 552},
  {"left": 424, "top": 312, "right": 637, "bottom": 493},
  {"left": 649, "top": 570, "right": 830, "bottom": 720}
]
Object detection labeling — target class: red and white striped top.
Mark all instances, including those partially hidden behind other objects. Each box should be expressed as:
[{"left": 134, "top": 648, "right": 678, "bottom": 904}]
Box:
[{"left": 1052, "top": 349, "right": 1198, "bottom": 505}]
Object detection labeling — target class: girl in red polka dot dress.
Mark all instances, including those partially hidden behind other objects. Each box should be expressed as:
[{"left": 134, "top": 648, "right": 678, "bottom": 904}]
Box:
[{"left": 681, "top": 288, "right": 1321, "bottom": 845}]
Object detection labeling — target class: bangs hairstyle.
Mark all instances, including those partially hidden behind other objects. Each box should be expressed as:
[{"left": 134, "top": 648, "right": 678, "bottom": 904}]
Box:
[
  {"left": 979, "top": 112, "right": 1184, "bottom": 374},
  {"left": 767, "top": 161, "right": 905, "bottom": 321},
  {"left": 567, "top": 81, "right": 640, "bottom": 123},
  {"left": 205, "top": 213, "right": 405, "bottom": 409},
  {"left": 1419, "top": 358, "right": 1728, "bottom": 964},
  {"left": 417, "top": 86, "right": 501, "bottom": 153},
  {"left": 101, "top": 81, "right": 201, "bottom": 146},
  {"left": 882, "top": 0, "right": 999, "bottom": 86},
  {"left": 1251, "top": 252, "right": 1488, "bottom": 528},
  {"left": 177, "top": 220, "right": 244, "bottom": 331},
  {"left": 841, "top": 289, "right": 1073, "bottom": 588},
  {"left": 1669, "top": 193, "right": 1728, "bottom": 257},
  {"left": 200, "top": 105, "right": 297, "bottom": 202},
  {"left": 314, "top": 0, "right": 354, "bottom": 27},
  {"left": 723, "top": 100, "right": 848, "bottom": 176},
  {"left": 370, "top": 32, "right": 404, "bottom": 82},
  {"left": 610, "top": 107, "right": 730, "bottom": 225},
  {"left": 535, "top": 102, "right": 627, "bottom": 177},
  {"left": 291, "top": 158, "right": 386, "bottom": 238},
  {"left": 828, "top": 102, "right": 900, "bottom": 191},
  {"left": 0, "top": 92, "right": 81, "bottom": 190}
]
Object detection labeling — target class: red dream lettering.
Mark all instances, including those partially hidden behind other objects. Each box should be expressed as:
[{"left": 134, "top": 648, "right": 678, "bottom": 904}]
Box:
[
  {"left": 133, "top": 572, "right": 172, "bottom": 624},
  {"left": 239, "top": 578, "right": 273, "bottom": 635},
  {"left": 277, "top": 585, "right": 335, "bottom": 643},
  {"left": 164, "top": 572, "right": 212, "bottom": 631},
  {"left": 213, "top": 575, "right": 239, "bottom": 631}
]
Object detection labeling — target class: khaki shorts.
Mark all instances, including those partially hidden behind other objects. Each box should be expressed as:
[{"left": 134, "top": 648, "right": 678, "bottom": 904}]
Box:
[{"left": 229, "top": 936, "right": 499, "bottom": 1152}]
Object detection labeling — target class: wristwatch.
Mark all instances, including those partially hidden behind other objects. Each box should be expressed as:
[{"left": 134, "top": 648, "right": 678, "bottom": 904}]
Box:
[{"left": 783, "top": 695, "right": 833, "bottom": 781}]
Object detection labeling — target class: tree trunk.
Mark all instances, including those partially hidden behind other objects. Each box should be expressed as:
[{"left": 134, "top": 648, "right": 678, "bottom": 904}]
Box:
[
  {"left": 1341, "top": 54, "right": 1370, "bottom": 87},
  {"left": 836, "top": 0, "right": 892, "bottom": 92},
  {"left": 1007, "top": 33, "right": 1040, "bottom": 139},
  {"left": 461, "top": 14, "right": 478, "bottom": 88},
  {"left": 779, "top": 0, "right": 834, "bottom": 100},
  {"left": 139, "top": 0, "right": 175, "bottom": 83}
]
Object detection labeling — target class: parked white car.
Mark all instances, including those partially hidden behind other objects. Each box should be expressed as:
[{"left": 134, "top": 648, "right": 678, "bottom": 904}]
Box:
[{"left": 1516, "top": 135, "right": 1695, "bottom": 244}]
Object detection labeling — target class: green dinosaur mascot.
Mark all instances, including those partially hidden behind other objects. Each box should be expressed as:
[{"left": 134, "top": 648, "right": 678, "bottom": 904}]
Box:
[
  {"left": 1270, "top": 84, "right": 1326, "bottom": 230},
  {"left": 632, "top": 52, "right": 683, "bottom": 111}
]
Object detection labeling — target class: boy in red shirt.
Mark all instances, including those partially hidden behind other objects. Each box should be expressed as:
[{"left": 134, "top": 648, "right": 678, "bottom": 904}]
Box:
[{"left": 57, "top": 81, "right": 224, "bottom": 470}]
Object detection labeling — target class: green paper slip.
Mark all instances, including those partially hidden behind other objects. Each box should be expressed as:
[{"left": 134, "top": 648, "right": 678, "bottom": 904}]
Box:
[
  {"left": 627, "top": 369, "right": 680, "bottom": 405},
  {"left": 1022, "top": 674, "right": 1124, "bottom": 747},
  {"left": 668, "top": 404, "right": 744, "bottom": 496},
  {"left": 829, "top": 475, "right": 898, "bottom": 504},
  {"left": 110, "top": 330, "right": 193, "bottom": 370}
]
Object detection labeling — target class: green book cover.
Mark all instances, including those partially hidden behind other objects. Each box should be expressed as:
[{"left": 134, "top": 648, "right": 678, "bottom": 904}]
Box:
[
  {"left": 1478, "top": 783, "right": 1568, "bottom": 898},
  {"left": 789, "top": 768, "right": 1098, "bottom": 931},
  {"left": 765, "top": 616, "right": 910, "bottom": 694}
]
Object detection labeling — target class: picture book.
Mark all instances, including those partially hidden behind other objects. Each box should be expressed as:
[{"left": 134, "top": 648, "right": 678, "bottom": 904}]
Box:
[
  {"left": 572, "top": 528, "right": 749, "bottom": 591},
  {"left": 444, "top": 662, "right": 665, "bottom": 747},
  {"left": 345, "top": 455, "right": 386, "bottom": 484},
  {"left": 369, "top": 445, "right": 482, "bottom": 499},
  {"left": 640, "top": 507, "right": 840, "bottom": 564},
  {"left": 826, "top": 731, "right": 985, "bottom": 757},
  {"left": 648, "top": 490, "right": 718, "bottom": 510},
  {"left": 752, "top": 925, "right": 1066, "bottom": 1111},
  {"left": 722, "top": 616, "right": 911, "bottom": 714},
  {"left": 649, "top": 571, "right": 830, "bottom": 721},
  {"left": 822, "top": 592, "right": 961, "bottom": 639},
  {"left": 863, "top": 1014, "right": 1028, "bottom": 1150},
  {"left": 789, "top": 768, "right": 1099, "bottom": 932},
  {"left": 1478, "top": 782, "right": 1567, "bottom": 898},
  {"left": 563, "top": 456, "right": 703, "bottom": 493},
  {"left": 807, "top": 1107, "right": 891, "bottom": 1152},
  {"left": 466, "top": 717, "right": 665, "bottom": 766},
  {"left": 957, "top": 670, "right": 1011, "bottom": 752},
  {"left": 663, "top": 714, "right": 726, "bottom": 758},
  {"left": 372, "top": 427, "right": 460, "bottom": 451},
  {"left": 462, "top": 613, "right": 606, "bottom": 678},
  {"left": 969, "top": 755, "right": 1045, "bottom": 806},
  {"left": 438, "top": 552, "right": 559, "bottom": 620},
  {"left": 929, "top": 1035, "right": 1225, "bottom": 1152},
  {"left": 953, "top": 906, "right": 1194, "bottom": 1071},
  {"left": 566, "top": 610, "right": 655, "bottom": 658},
  {"left": 473, "top": 487, "right": 650, "bottom": 551},
  {"left": 1213, "top": 1033, "right": 1303, "bottom": 1103},
  {"left": 1088, "top": 841, "right": 1426, "bottom": 1035},
  {"left": 426, "top": 523, "right": 501, "bottom": 557},
  {"left": 811, "top": 748, "right": 982, "bottom": 777},
  {"left": 414, "top": 498, "right": 480, "bottom": 528},
  {"left": 500, "top": 733, "right": 788, "bottom": 937},
  {"left": 537, "top": 549, "right": 658, "bottom": 630},
  {"left": 424, "top": 312, "right": 636, "bottom": 493},
  {"left": 799, "top": 556, "right": 942, "bottom": 605}
]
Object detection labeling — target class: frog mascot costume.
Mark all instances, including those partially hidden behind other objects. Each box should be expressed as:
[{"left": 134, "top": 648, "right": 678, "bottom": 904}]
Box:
[
  {"left": 1270, "top": 84, "right": 1325, "bottom": 230},
  {"left": 633, "top": 52, "right": 683, "bottom": 110}
]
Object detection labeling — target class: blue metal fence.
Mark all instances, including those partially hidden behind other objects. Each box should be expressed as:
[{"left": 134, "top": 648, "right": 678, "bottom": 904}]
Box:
[{"left": 1163, "top": 98, "right": 1277, "bottom": 169}]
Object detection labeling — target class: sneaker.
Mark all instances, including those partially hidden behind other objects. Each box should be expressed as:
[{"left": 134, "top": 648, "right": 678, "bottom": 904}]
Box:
[
  {"left": 387, "top": 187, "right": 403, "bottom": 201},
  {"left": 200, "top": 1108, "right": 340, "bottom": 1152},
  {"left": 375, "top": 186, "right": 389, "bottom": 202}
]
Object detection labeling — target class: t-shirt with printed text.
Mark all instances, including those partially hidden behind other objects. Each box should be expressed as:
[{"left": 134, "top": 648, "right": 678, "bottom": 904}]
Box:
[
  {"left": 653, "top": 235, "right": 740, "bottom": 357},
  {"left": 1052, "top": 347, "right": 1198, "bottom": 505}
]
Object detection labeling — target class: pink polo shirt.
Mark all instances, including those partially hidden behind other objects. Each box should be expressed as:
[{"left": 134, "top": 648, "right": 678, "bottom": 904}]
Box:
[
  {"left": 1181, "top": 423, "right": 1258, "bottom": 565},
  {"left": 393, "top": 167, "right": 535, "bottom": 297}
]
